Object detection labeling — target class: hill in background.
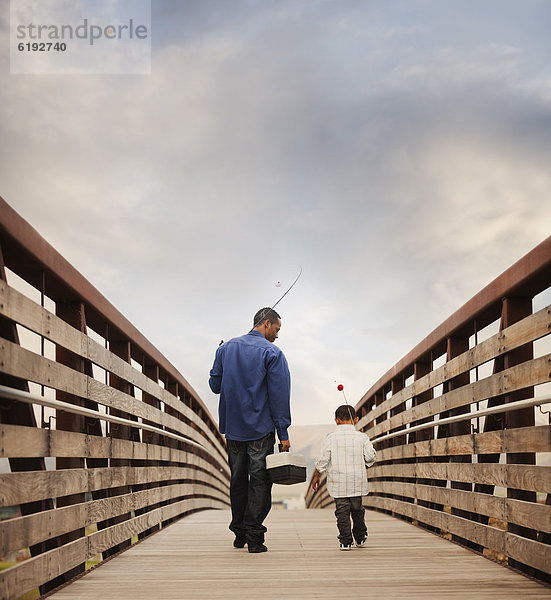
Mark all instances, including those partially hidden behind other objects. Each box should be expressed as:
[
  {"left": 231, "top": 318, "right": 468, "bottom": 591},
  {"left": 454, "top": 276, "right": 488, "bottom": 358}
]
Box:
[{"left": 272, "top": 423, "right": 335, "bottom": 509}]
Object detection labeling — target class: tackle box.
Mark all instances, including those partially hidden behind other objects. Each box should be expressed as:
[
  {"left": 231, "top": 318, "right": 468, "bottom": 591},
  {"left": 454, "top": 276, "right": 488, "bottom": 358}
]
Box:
[{"left": 266, "top": 452, "right": 307, "bottom": 485}]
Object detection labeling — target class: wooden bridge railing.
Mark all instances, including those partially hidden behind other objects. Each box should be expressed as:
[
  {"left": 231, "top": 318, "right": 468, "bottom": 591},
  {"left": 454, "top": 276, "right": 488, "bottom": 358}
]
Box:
[
  {"left": 0, "top": 198, "right": 230, "bottom": 600},
  {"left": 306, "top": 236, "right": 551, "bottom": 583}
]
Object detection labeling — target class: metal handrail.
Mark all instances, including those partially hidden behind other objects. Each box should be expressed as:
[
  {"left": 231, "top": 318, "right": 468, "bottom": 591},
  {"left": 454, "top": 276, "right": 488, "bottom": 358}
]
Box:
[
  {"left": 0, "top": 384, "right": 209, "bottom": 451},
  {"left": 369, "top": 394, "right": 551, "bottom": 443}
]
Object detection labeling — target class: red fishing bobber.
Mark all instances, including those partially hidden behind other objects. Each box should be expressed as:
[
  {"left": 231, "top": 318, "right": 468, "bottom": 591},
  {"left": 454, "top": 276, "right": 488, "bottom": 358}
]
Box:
[{"left": 337, "top": 384, "right": 344, "bottom": 391}]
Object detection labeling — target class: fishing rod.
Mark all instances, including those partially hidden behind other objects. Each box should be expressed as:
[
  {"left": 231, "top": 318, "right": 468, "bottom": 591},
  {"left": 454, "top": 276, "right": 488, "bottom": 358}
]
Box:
[
  {"left": 272, "top": 265, "right": 303, "bottom": 310},
  {"left": 252, "top": 265, "right": 303, "bottom": 328},
  {"left": 219, "top": 266, "right": 303, "bottom": 345},
  {"left": 337, "top": 383, "right": 356, "bottom": 423}
]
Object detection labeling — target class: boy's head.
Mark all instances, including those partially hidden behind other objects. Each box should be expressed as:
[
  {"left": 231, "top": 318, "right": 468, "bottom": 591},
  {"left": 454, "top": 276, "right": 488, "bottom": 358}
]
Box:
[{"left": 335, "top": 404, "right": 358, "bottom": 425}]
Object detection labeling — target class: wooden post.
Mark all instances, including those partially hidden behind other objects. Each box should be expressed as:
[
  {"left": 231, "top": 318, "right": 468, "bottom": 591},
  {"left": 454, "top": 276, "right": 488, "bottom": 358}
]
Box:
[
  {"left": 163, "top": 378, "right": 181, "bottom": 527},
  {"left": 410, "top": 358, "right": 433, "bottom": 443},
  {"left": 410, "top": 357, "right": 439, "bottom": 530},
  {"left": 0, "top": 244, "right": 59, "bottom": 596},
  {"left": 442, "top": 335, "right": 478, "bottom": 549},
  {"left": 102, "top": 338, "right": 137, "bottom": 557},
  {"left": 374, "top": 389, "right": 387, "bottom": 447},
  {"left": 501, "top": 297, "right": 536, "bottom": 575},
  {"left": 390, "top": 376, "right": 406, "bottom": 446},
  {"left": 389, "top": 375, "right": 409, "bottom": 509},
  {"left": 54, "top": 300, "right": 91, "bottom": 583},
  {"left": 138, "top": 361, "right": 162, "bottom": 539}
]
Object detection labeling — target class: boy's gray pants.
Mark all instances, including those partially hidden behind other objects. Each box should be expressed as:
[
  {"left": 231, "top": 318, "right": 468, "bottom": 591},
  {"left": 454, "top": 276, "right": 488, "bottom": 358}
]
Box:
[{"left": 334, "top": 496, "right": 367, "bottom": 545}]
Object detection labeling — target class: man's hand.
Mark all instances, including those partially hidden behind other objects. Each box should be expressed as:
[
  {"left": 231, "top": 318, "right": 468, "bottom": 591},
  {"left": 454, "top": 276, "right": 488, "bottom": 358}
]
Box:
[{"left": 280, "top": 439, "right": 291, "bottom": 452}]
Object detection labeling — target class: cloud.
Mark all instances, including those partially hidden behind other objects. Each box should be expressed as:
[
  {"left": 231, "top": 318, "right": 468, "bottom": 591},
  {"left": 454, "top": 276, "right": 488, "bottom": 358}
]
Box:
[{"left": 1, "top": 0, "right": 550, "bottom": 425}]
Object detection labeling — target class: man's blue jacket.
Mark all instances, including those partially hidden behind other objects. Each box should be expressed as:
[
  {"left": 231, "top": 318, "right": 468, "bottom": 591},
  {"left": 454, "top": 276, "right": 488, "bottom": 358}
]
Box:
[{"left": 209, "top": 330, "right": 291, "bottom": 442}]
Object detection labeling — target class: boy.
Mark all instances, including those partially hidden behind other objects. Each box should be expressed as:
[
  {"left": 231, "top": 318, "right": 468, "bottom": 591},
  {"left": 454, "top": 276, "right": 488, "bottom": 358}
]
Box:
[{"left": 311, "top": 405, "right": 376, "bottom": 550}]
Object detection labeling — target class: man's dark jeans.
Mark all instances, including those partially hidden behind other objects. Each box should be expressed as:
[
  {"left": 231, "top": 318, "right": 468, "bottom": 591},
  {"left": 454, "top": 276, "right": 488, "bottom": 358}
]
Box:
[
  {"left": 226, "top": 431, "right": 275, "bottom": 546},
  {"left": 334, "top": 496, "right": 367, "bottom": 545}
]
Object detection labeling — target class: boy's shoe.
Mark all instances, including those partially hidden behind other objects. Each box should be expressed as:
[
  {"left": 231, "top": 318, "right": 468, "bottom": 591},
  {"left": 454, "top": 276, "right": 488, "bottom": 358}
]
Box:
[
  {"left": 355, "top": 536, "right": 367, "bottom": 548},
  {"left": 248, "top": 543, "right": 268, "bottom": 553},
  {"left": 233, "top": 535, "right": 246, "bottom": 548},
  {"left": 339, "top": 543, "right": 352, "bottom": 551}
]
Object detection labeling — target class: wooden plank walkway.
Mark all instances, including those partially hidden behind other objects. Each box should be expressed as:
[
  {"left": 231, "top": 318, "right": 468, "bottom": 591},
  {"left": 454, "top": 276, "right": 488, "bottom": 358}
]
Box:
[{"left": 48, "top": 509, "right": 550, "bottom": 599}]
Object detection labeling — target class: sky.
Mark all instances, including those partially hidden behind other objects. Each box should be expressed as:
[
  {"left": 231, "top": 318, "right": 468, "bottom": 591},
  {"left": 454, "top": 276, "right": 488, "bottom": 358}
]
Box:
[{"left": 1, "top": 0, "right": 550, "bottom": 426}]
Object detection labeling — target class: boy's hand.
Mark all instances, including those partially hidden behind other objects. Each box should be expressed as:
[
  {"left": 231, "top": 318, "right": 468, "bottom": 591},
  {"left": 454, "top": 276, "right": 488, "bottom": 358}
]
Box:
[
  {"left": 280, "top": 439, "right": 291, "bottom": 451},
  {"left": 311, "top": 470, "right": 320, "bottom": 491}
]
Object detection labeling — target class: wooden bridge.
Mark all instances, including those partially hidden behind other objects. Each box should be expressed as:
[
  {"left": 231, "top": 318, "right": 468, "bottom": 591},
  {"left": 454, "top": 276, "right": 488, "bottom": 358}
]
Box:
[
  {"left": 0, "top": 196, "right": 550, "bottom": 599},
  {"left": 41, "top": 510, "right": 551, "bottom": 600}
]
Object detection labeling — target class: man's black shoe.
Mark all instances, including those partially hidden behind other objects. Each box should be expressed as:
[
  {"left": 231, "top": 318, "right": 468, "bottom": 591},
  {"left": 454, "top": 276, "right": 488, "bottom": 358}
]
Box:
[
  {"left": 247, "top": 543, "right": 268, "bottom": 553},
  {"left": 233, "top": 536, "right": 246, "bottom": 548}
]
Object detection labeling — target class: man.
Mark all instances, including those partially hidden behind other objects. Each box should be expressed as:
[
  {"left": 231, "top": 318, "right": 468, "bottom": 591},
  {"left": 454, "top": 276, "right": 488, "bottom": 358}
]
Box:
[{"left": 209, "top": 307, "right": 291, "bottom": 553}]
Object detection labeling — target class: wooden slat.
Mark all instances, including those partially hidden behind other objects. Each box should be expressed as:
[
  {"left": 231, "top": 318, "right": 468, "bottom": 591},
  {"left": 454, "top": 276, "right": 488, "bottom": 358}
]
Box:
[
  {"left": 0, "top": 424, "right": 230, "bottom": 479},
  {"left": 0, "top": 282, "right": 226, "bottom": 457},
  {"left": 370, "top": 480, "right": 504, "bottom": 518},
  {"left": 366, "top": 496, "right": 551, "bottom": 575},
  {"left": 0, "top": 466, "right": 230, "bottom": 507},
  {"left": 503, "top": 497, "right": 551, "bottom": 535},
  {"left": 357, "top": 305, "right": 551, "bottom": 430},
  {"left": 0, "top": 482, "right": 230, "bottom": 556},
  {"left": 86, "top": 497, "right": 227, "bottom": 557},
  {"left": 0, "top": 499, "right": 227, "bottom": 600},
  {"left": 0, "top": 425, "right": 230, "bottom": 492},
  {"left": 368, "top": 481, "right": 551, "bottom": 533},
  {"left": 368, "top": 462, "right": 551, "bottom": 493},
  {"left": 0, "top": 339, "right": 228, "bottom": 465},
  {"left": 374, "top": 425, "right": 551, "bottom": 461},
  {"left": 367, "top": 354, "right": 551, "bottom": 438},
  {"left": 506, "top": 531, "right": 551, "bottom": 576},
  {"left": 0, "top": 537, "right": 88, "bottom": 600}
]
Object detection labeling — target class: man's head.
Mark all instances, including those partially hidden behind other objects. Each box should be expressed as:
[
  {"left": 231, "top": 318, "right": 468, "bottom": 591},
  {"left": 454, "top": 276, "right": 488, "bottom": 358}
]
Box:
[
  {"left": 335, "top": 404, "right": 358, "bottom": 425},
  {"left": 253, "top": 307, "right": 281, "bottom": 343}
]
